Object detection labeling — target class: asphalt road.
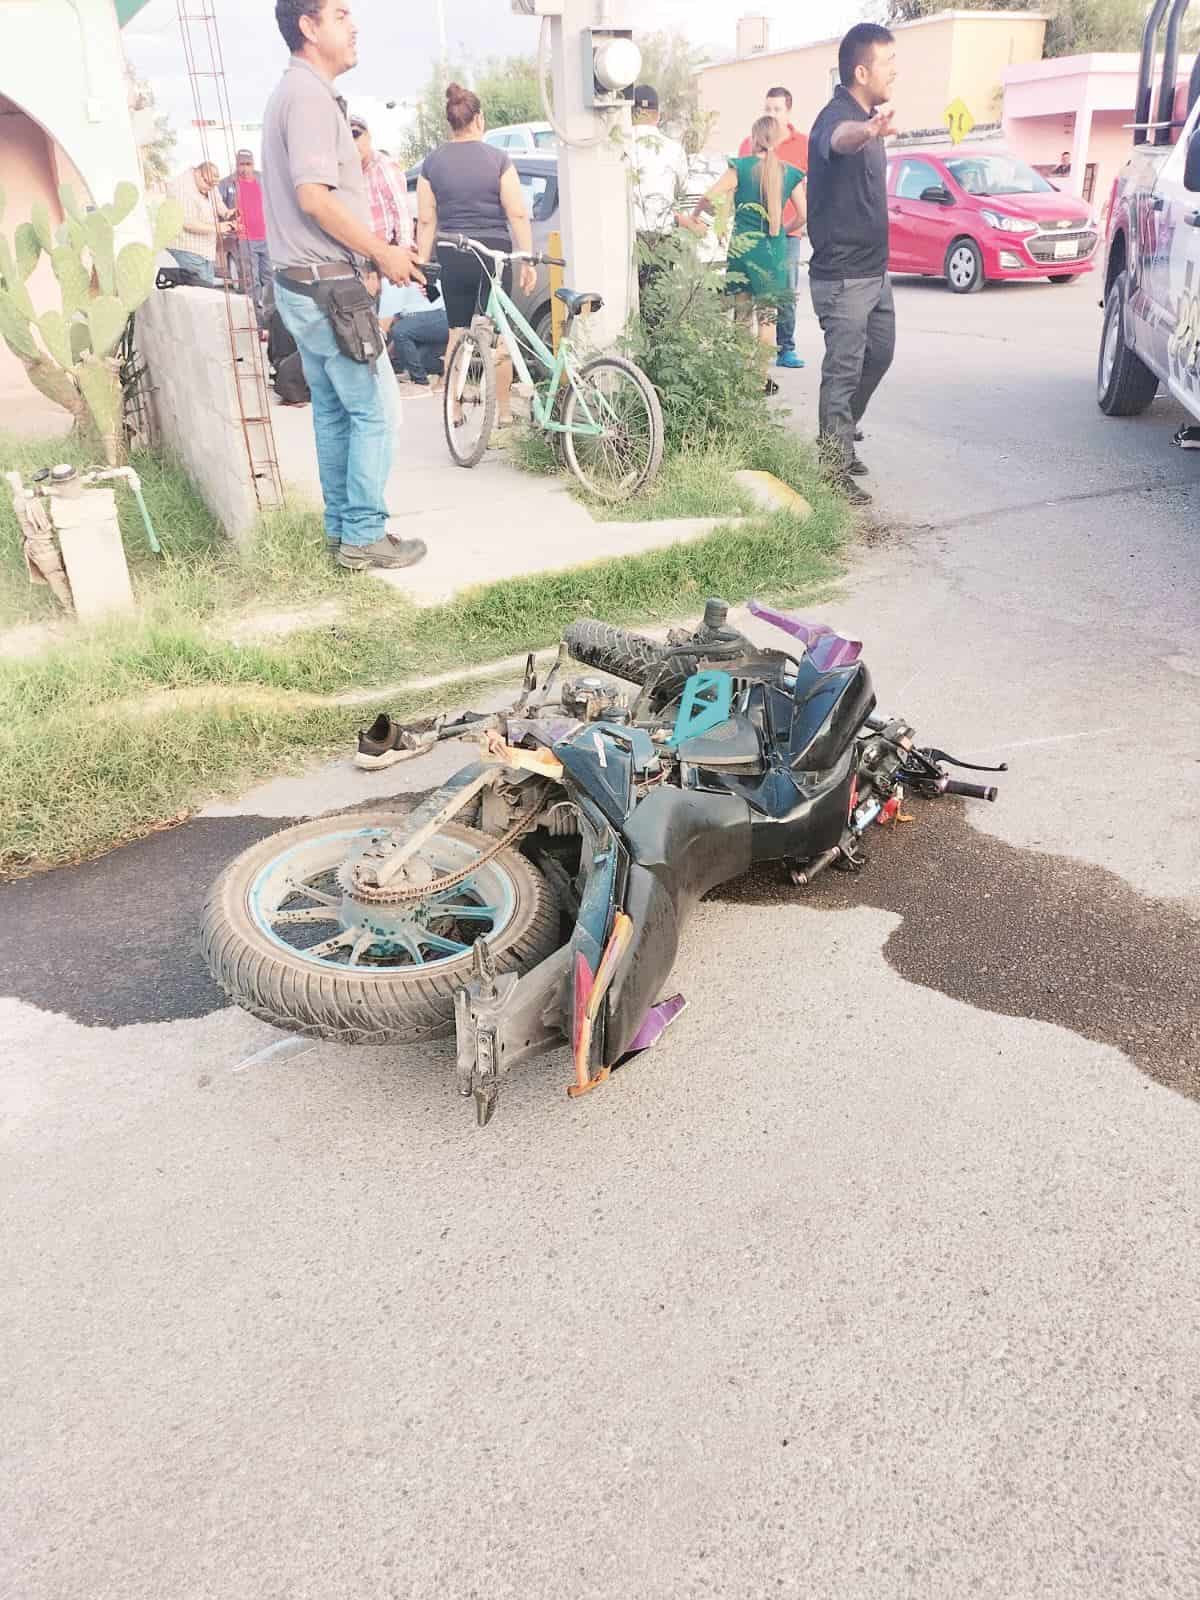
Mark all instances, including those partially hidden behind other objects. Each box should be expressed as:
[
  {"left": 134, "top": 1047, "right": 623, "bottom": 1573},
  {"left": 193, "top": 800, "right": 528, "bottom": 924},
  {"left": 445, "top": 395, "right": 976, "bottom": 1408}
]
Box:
[{"left": 3, "top": 274, "right": 1199, "bottom": 1600}]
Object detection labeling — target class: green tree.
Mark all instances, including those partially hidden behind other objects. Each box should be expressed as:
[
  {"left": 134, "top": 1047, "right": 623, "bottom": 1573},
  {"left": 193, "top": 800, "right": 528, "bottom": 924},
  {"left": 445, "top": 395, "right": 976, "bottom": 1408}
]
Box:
[
  {"left": 401, "top": 57, "right": 547, "bottom": 165},
  {"left": 126, "top": 70, "right": 177, "bottom": 191},
  {"left": 636, "top": 30, "right": 715, "bottom": 155},
  {"left": 883, "top": 0, "right": 1193, "bottom": 55}
]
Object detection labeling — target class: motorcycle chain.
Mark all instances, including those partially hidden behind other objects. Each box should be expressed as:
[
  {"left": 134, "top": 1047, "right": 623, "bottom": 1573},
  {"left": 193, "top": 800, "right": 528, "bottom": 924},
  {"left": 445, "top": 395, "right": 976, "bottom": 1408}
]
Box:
[{"left": 343, "top": 810, "right": 538, "bottom": 907}]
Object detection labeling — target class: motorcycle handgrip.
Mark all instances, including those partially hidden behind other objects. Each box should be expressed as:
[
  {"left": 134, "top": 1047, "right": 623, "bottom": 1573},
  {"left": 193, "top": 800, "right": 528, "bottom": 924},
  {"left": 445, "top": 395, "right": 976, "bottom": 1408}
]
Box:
[{"left": 943, "top": 778, "right": 998, "bottom": 802}]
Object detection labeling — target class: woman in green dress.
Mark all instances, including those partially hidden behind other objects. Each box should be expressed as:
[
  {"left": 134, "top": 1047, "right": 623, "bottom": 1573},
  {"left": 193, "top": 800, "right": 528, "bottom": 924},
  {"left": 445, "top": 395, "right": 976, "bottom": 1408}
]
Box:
[{"left": 679, "top": 117, "right": 806, "bottom": 391}]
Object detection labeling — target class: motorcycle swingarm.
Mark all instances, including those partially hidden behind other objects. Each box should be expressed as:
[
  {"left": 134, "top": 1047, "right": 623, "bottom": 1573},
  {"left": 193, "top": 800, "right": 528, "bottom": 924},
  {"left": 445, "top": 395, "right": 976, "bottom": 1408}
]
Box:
[{"left": 454, "top": 942, "right": 572, "bottom": 1126}]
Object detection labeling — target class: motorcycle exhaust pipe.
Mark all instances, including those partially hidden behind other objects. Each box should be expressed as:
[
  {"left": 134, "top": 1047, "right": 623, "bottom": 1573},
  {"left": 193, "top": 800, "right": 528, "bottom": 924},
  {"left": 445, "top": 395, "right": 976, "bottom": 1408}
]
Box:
[{"left": 789, "top": 845, "right": 842, "bottom": 887}]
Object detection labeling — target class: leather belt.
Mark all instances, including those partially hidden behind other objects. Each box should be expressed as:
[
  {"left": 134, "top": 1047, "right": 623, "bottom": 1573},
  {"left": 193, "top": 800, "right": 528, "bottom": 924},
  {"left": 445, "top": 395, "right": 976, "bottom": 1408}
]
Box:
[{"left": 277, "top": 263, "right": 359, "bottom": 283}]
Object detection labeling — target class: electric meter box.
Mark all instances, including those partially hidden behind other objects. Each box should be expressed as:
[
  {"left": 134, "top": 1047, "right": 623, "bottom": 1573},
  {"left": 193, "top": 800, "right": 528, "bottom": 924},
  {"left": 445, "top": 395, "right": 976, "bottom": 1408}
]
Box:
[{"left": 584, "top": 28, "right": 639, "bottom": 108}]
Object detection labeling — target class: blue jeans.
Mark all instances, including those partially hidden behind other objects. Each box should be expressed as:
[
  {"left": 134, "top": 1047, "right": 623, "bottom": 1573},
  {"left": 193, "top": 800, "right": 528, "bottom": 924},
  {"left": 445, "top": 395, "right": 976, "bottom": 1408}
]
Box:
[
  {"left": 274, "top": 279, "right": 397, "bottom": 548},
  {"left": 388, "top": 307, "right": 449, "bottom": 382},
  {"left": 776, "top": 235, "right": 804, "bottom": 355},
  {"left": 167, "top": 248, "right": 215, "bottom": 286},
  {"left": 234, "top": 239, "right": 271, "bottom": 323}
]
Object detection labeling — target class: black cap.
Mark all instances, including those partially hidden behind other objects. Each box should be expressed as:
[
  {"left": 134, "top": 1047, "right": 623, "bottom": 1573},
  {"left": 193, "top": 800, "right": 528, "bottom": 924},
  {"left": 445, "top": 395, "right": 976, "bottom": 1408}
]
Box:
[{"left": 632, "top": 84, "right": 659, "bottom": 111}]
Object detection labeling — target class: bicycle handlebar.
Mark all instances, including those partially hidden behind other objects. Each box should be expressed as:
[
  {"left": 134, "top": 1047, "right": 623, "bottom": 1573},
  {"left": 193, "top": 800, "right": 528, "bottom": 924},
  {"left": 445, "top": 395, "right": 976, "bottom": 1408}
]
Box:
[{"left": 435, "top": 234, "right": 565, "bottom": 269}]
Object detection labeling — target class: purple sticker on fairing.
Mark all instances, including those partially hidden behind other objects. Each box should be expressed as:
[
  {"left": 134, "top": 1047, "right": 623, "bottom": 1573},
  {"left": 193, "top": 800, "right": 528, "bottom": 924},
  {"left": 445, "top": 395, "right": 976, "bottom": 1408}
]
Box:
[{"left": 748, "top": 599, "right": 863, "bottom": 670}]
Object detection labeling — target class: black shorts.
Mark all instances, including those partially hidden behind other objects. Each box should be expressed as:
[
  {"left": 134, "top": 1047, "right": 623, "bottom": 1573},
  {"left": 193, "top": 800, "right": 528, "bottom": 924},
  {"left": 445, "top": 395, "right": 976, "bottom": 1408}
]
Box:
[{"left": 436, "top": 236, "right": 512, "bottom": 329}]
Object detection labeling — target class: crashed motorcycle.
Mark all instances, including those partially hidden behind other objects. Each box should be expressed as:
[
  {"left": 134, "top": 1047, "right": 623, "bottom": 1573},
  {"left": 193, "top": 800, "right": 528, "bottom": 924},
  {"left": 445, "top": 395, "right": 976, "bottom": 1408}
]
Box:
[{"left": 202, "top": 599, "right": 1005, "bottom": 1123}]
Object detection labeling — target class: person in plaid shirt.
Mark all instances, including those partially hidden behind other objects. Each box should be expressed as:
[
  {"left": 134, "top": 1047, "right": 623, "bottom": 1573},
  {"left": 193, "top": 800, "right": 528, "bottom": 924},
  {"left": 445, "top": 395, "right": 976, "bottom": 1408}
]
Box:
[{"left": 350, "top": 114, "right": 412, "bottom": 246}]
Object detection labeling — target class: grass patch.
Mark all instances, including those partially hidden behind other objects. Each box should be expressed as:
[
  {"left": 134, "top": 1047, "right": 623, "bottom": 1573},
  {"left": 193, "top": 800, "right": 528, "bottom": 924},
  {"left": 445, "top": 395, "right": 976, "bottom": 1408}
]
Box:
[{"left": 0, "top": 429, "right": 848, "bottom": 875}]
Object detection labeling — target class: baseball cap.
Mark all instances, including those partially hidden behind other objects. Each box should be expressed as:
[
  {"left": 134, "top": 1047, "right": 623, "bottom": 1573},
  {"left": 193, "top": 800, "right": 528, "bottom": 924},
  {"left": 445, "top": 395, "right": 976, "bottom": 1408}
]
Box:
[
  {"left": 349, "top": 114, "right": 368, "bottom": 134},
  {"left": 632, "top": 84, "right": 659, "bottom": 112},
  {"left": 235, "top": 147, "right": 254, "bottom": 160}
]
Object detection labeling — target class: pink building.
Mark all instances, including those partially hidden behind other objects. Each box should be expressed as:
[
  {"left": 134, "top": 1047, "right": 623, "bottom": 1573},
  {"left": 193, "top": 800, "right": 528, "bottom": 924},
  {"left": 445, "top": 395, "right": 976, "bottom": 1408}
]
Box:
[{"left": 1003, "top": 53, "right": 1193, "bottom": 214}]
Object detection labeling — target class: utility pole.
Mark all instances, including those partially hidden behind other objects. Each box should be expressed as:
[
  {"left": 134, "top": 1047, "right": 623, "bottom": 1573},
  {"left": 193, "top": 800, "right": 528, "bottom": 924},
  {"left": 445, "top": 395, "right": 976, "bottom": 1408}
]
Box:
[
  {"left": 521, "top": 0, "right": 640, "bottom": 349},
  {"left": 436, "top": 0, "right": 448, "bottom": 79}
]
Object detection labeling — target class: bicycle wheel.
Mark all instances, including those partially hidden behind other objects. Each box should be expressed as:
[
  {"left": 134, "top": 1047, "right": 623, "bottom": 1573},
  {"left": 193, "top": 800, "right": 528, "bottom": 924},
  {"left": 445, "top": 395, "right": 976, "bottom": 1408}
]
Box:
[
  {"left": 561, "top": 355, "right": 664, "bottom": 502},
  {"left": 444, "top": 331, "right": 496, "bottom": 468}
]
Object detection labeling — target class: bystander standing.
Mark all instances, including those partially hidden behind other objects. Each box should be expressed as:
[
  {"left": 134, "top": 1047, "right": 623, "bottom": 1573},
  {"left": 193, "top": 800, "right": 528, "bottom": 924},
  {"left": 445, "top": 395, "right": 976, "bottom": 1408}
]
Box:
[
  {"left": 630, "top": 84, "right": 689, "bottom": 302},
  {"left": 351, "top": 116, "right": 413, "bottom": 247},
  {"left": 416, "top": 83, "right": 535, "bottom": 436},
  {"left": 220, "top": 150, "right": 271, "bottom": 326},
  {"left": 739, "top": 88, "right": 808, "bottom": 369},
  {"left": 165, "top": 163, "right": 234, "bottom": 286},
  {"left": 683, "top": 117, "right": 805, "bottom": 395},
  {"left": 263, "top": 0, "right": 426, "bottom": 571},
  {"left": 807, "top": 23, "right": 898, "bottom": 506}
]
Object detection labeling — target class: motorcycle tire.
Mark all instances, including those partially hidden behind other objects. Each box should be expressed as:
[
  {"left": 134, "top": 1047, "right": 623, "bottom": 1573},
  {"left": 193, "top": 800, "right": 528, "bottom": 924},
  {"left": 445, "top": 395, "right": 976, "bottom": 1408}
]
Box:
[
  {"left": 562, "top": 620, "right": 691, "bottom": 703},
  {"left": 200, "top": 816, "right": 560, "bottom": 1048}
]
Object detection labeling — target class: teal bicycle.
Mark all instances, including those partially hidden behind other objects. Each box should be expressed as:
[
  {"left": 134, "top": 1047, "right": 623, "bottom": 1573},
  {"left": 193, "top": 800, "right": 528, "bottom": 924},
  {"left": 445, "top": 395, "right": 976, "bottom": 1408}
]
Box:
[{"left": 438, "top": 233, "right": 664, "bottom": 502}]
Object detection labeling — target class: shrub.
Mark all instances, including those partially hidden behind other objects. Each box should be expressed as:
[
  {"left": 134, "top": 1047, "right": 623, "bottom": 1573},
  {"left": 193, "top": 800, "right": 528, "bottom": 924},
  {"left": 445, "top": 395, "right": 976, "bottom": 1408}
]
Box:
[{"left": 625, "top": 231, "right": 773, "bottom": 455}]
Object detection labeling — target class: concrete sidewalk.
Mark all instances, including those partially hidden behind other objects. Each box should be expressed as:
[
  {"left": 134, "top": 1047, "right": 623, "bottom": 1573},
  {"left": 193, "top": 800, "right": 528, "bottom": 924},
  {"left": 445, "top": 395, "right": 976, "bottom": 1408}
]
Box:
[{"left": 270, "top": 378, "right": 739, "bottom": 605}]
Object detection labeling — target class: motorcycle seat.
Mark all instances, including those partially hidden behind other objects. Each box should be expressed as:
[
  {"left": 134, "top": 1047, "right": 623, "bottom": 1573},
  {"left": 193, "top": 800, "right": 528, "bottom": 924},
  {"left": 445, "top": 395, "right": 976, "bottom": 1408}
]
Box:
[{"left": 675, "top": 716, "right": 763, "bottom": 771}]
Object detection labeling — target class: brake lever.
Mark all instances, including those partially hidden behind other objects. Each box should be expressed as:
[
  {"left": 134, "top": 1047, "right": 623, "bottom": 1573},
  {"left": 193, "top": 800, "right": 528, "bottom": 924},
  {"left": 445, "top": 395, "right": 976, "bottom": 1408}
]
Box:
[{"left": 919, "top": 747, "right": 1008, "bottom": 774}]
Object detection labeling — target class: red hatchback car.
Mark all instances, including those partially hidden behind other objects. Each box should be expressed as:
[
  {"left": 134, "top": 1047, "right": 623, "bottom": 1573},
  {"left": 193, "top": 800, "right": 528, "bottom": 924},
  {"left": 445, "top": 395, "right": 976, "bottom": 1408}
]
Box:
[{"left": 886, "top": 148, "right": 1099, "bottom": 293}]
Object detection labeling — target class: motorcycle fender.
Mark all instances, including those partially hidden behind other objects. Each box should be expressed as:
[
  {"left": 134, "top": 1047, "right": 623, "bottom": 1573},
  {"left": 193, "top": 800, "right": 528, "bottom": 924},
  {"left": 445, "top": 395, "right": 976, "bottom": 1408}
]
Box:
[{"left": 606, "top": 787, "right": 752, "bottom": 1060}]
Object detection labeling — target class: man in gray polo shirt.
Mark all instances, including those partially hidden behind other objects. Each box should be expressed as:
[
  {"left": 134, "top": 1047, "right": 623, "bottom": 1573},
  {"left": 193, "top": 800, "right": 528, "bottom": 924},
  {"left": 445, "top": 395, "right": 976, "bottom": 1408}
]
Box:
[{"left": 265, "top": 0, "right": 425, "bottom": 570}]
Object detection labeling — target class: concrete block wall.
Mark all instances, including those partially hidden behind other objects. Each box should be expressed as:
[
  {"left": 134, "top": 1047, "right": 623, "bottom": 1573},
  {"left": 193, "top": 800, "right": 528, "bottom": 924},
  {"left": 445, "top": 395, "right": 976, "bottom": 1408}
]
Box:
[{"left": 135, "top": 287, "right": 260, "bottom": 541}]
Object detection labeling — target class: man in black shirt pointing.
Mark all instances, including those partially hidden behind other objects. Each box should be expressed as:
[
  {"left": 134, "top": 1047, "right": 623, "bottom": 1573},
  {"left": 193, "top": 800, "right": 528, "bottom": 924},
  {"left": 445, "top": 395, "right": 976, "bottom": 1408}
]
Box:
[{"left": 807, "top": 23, "right": 898, "bottom": 504}]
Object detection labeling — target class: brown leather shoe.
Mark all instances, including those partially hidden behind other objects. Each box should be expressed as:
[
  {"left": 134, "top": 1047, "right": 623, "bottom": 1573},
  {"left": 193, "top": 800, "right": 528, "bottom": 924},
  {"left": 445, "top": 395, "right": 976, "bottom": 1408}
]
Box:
[{"left": 337, "top": 535, "right": 427, "bottom": 571}]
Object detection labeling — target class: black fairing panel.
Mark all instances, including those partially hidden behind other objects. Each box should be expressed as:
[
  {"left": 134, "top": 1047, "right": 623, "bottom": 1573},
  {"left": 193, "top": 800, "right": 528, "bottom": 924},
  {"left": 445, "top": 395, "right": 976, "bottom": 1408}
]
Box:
[
  {"left": 606, "top": 786, "right": 751, "bottom": 1057},
  {"left": 555, "top": 733, "right": 634, "bottom": 826},
  {"left": 791, "top": 662, "right": 875, "bottom": 770},
  {"left": 701, "top": 746, "right": 857, "bottom": 861}
]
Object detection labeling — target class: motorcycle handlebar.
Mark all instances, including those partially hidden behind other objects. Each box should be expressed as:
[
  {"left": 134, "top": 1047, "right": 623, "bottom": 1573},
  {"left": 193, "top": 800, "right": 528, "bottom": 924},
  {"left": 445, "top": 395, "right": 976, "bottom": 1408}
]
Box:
[{"left": 943, "top": 778, "right": 998, "bottom": 802}]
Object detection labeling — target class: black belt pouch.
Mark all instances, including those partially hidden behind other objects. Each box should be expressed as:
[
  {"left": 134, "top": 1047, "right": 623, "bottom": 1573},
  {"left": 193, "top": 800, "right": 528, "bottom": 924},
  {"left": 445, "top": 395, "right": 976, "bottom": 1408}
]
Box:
[{"left": 313, "top": 276, "right": 385, "bottom": 365}]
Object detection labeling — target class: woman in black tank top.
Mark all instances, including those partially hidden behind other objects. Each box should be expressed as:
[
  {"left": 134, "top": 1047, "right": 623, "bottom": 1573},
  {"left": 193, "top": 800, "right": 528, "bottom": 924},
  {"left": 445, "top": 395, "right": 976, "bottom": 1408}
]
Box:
[{"left": 416, "top": 83, "right": 537, "bottom": 428}]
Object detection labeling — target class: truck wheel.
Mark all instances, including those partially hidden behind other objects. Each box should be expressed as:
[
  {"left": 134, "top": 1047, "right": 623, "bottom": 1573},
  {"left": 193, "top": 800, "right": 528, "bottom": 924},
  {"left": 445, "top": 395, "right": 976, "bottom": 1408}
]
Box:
[
  {"left": 945, "top": 238, "right": 984, "bottom": 293},
  {"left": 1097, "top": 270, "right": 1159, "bottom": 416},
  {"left": 200, "top": 817, "right": 560, "bottom": 1047}
]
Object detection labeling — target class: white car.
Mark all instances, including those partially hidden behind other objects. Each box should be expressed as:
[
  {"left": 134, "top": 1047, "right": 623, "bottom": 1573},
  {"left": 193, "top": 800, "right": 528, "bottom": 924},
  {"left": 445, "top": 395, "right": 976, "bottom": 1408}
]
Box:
[{"left": 484, "top": 122, "right": 556, "bottom": 156}]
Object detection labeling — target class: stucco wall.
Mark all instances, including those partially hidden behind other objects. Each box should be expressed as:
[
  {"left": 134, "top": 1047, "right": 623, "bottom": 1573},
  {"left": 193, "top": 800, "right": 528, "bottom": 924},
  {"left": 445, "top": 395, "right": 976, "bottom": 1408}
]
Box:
[
  {"left": 135, "top": 288, "right": 260, "bottom": 541},
  {"left": 697, "top": 11, "right": 1048, "bottom": 153},
  {"left": 1006, "top": 111, "right": 1133, "bottom": 214},
  {"left": 0, "top": 0, "right": 149, "bottom": 424}
]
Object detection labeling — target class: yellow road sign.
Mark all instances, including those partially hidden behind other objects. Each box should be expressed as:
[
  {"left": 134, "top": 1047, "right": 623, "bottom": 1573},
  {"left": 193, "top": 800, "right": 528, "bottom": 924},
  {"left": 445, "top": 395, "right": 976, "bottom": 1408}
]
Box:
[{"left": 944, "top": 98, "right": 975, "bottom": 145}]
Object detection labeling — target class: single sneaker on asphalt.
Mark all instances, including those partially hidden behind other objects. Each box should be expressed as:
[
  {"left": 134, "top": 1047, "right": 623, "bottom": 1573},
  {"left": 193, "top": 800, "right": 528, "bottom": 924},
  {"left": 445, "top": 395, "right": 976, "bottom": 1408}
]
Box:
[
  {"left": 776, "top": 351, "right": 805, "bottom": 369},
  {"left": 848, "top": 454, "right": 869, "bottom": 476},
  {"left": 337, "top": 534, "right": 427, "bottom": 571},
  {"left": 355, "top": 714, "right": 438, "bottom": 770},
  {"left": 1172, "top": 424, "right": 1200, "bottom": 449}
]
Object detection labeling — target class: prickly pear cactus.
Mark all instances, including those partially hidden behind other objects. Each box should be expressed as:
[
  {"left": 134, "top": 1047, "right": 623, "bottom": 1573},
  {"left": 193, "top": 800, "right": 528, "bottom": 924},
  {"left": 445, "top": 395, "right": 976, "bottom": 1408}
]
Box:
[{"left": 0, "top": 180, "right": 183, "bottom": 463}]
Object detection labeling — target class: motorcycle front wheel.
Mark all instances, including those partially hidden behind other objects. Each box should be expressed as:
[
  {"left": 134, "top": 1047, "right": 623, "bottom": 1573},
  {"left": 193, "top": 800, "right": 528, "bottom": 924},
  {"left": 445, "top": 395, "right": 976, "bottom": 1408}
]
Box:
[{"left": 201, "top": 816, "right": 560, "bottom": 1047}]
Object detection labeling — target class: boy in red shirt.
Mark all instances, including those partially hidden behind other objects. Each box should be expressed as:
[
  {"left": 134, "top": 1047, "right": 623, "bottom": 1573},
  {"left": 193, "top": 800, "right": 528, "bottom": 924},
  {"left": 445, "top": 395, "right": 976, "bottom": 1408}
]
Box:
[{"left": 738, "top": 87, "right": 808, "bottom": 368}]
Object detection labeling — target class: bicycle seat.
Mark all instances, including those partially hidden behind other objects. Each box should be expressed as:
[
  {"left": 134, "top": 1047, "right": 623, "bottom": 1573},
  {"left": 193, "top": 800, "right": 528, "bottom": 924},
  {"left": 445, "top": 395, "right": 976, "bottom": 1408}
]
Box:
[{"left": 555, "top": 288, "right": 604, "bottom": 318}]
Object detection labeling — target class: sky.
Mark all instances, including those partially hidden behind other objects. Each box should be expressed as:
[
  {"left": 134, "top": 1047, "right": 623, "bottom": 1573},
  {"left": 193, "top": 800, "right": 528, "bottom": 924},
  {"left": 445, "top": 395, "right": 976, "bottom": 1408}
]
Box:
[{"left": 124, "top": 0, "right": 864, "bottom": 160}]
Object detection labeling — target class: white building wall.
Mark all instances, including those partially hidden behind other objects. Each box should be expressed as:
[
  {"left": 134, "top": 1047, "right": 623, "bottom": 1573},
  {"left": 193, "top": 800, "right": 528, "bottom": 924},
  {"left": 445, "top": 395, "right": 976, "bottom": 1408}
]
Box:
[{"left": 0, "top": 0, "right": 147, "bottom": 238}]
